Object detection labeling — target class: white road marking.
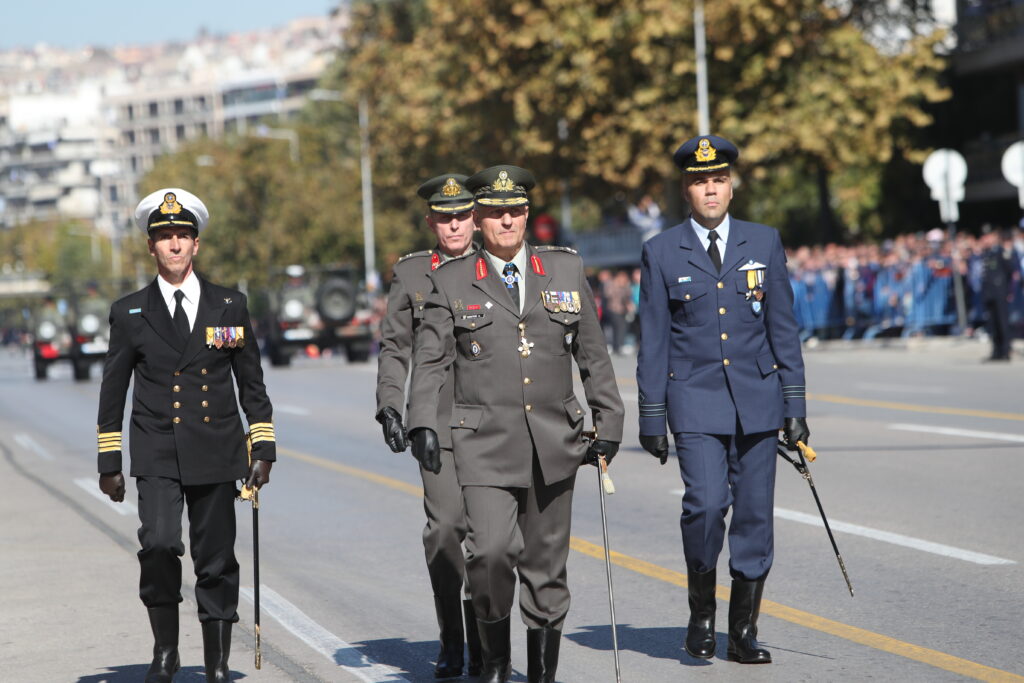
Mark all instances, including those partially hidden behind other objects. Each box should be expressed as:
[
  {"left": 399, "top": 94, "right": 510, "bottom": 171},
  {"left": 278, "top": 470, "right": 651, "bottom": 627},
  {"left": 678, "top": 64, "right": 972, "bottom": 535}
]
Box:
[
  {"left": 14, "top": 433, "right": 54, "bottom": 460},
  {"left": 73, "top": 477, "right": 138, "bottom": 516},
  {"left": 774, "top": 507, "right": 1015, "bottom": 566},
  {"left": 889, "top": 423, "right": 1024, "bottom": 444},
  {"left": 275, "top": 405, "right": 311, "bottom": 416},
  {"left": 668, "top": 489, "right": 1015, "bottom": 566},
  {"left": 240, "top": 585, "right": 410, "bottom": 682}
]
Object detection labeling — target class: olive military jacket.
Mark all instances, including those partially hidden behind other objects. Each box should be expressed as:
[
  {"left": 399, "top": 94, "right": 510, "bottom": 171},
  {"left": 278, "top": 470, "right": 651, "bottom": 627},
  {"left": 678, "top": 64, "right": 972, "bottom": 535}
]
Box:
[
  {"left": 376, "top": 246, "right": 477, "bottom": 450},
  {"left": 96, "top": 276, "right": 276, "bottom": 485},
  {"left": 408, "top": 244, "right": 624, "bottom": 487}
]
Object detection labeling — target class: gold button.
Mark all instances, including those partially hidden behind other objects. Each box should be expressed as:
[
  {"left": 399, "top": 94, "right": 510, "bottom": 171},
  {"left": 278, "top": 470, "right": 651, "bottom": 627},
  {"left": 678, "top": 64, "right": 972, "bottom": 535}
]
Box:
[
  {"left": 669, "top": 372, "right": 674, "bottom": 378},
  {"left": 717, "top": 281, "right": 724, "bottom": 289},
  {"left": 173, "top": 417, "right": 181, "bottom": 424},
  {"left": 521, "top": 351, "right": 529, "bottom": 358},
  {"left": 721, "top": 333, "right": 728, "bottom": 341},
  {"left": 173, "top": 385, "right": 181, "bottom": 392},
  {"left": 526, "top": 404, "right": 532, "bottom": 412},
  {"left": 576, "top": 409, "right": 582, "bottom": 415},
  {"left": 173, "top": 401, "right": 181, "bottom": 409},
  {"left": 201, "top": 400, "right": 209, "bottom": 408},
  {"left": 723, "top": 358, "right": 731, "bottom": 366},
  {"left": 524, "top": 377, "right": 531, "bottom": 384},
  {"left": 203, "top": 416, "right": 210, "bottom": 423},
  {"left": 470, "top": 322, "right": 476, "bottom": 328},
  {"left": 719, "top": 307, "right": 726, "bottom": 315},
  {"left": 173, "top": 371, "right": 181, "bottom": 377},
  {"left": 773, "top": 364, "right": 778, "bottom": 369},
  {"left": 201, "top": 385, "right": 208, "bottom": 392},
  {"left": 684, "top": 294, "right": 691, "bottom": 300},
  {"left": 201, "top": 368, "right": 208, "bottom": 375},
  {"left": 460, "top": 419, "right": 465, "bottom": 426},
  {"left": 564, "top": 318, "right": 569, "bottom": 323}
]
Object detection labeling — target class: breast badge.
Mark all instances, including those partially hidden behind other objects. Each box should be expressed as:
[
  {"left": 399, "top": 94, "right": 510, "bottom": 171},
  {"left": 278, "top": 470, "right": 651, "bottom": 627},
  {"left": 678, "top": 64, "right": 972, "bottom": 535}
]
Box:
[
  {"left": 542, "top": 291, "right": 581, "bottom": 313},
  {"left": 738, "top": 260, "right": 767, "bottom": 311},
  {"left": 206, "top": 326, "right": 246, "bottom": 349}
]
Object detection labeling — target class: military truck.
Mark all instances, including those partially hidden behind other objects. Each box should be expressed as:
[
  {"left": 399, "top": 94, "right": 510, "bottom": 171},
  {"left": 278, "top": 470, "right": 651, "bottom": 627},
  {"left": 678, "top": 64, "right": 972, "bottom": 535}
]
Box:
[
  {"left": 260, "top": 264, "right": 374, "bottom": 366},
  {"left": 31, "top": 288, "right": 111, "bottom": 381}
]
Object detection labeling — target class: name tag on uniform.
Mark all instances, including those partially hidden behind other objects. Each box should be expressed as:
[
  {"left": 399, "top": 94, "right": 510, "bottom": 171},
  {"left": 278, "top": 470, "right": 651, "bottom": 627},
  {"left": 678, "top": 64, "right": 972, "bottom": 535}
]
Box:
[
  {"left": 206, "top": 326, "right": 246, "bottom": 349},
  {"left": 129, "top": 308, "right": 142, "bottom": 314},
  {"left": 677, "top": 276, "right": 692, "bottom": 283}
]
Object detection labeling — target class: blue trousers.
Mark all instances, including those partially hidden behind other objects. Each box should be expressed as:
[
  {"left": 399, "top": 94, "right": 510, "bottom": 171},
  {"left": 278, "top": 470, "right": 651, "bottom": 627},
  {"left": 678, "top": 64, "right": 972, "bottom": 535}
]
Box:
[{"left": 674, "top": 430, "right": 777, "bottom": 581}]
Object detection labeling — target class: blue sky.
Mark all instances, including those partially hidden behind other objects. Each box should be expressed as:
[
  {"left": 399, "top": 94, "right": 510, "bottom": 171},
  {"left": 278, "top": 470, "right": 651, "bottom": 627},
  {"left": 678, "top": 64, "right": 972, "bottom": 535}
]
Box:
[{"left": 0, "top": 0, "right": 338, "bottom": 50}]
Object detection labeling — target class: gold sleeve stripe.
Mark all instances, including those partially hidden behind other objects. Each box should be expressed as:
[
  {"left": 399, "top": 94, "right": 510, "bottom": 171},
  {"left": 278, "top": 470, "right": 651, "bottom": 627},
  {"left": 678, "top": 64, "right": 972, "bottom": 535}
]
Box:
[
  {"left": 250, "top": 421, "right": 276, "bottom": 444},
  {"left": 251, "top": 433, "right": 276, "bottom": 444},
  {"left": 97, "top": 431, "right": 122, "bottom": 452},
  {"left": 249, "top": 422, "right": 274, "bottom": 430}
]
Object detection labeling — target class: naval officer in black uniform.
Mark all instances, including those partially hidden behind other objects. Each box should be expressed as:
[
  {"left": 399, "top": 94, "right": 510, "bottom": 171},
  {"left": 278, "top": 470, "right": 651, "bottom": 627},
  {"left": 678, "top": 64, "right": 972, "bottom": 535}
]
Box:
[{"left": 96, "top": 188, "right": 276, "bottom": 683}]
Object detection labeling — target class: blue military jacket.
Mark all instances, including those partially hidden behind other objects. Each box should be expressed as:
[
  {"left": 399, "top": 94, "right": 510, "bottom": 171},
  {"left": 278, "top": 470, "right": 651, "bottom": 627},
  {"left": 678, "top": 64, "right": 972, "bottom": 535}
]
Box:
[{"left": 636, "top": 218, "right": 805, "bottom": 436}]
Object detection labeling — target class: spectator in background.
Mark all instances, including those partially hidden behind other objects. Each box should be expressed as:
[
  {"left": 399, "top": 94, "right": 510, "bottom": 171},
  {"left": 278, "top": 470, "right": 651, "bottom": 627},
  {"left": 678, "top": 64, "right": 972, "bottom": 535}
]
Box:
[
  {"left": 531, "top": 213, "right": 562, "bottom": 247},
  {"left": 603, "top": 270, "right": 633, "bottom": 354},
  {"left": 980, "top": 227, "right": 1015, "bottom": 361},
  {"left": 628, "top": 193, "right": 665, "bottom": 242}
]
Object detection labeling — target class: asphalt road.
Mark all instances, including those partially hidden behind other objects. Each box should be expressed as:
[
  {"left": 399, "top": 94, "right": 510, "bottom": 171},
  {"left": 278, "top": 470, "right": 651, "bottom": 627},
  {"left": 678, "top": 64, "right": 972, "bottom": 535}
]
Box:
[{"left": 1, "top": 338, "right": 1022, "bottom": 682}]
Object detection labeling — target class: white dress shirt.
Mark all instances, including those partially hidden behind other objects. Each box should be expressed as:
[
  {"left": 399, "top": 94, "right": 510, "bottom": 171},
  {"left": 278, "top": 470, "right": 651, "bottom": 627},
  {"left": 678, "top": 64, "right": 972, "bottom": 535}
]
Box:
[
  {"left": 157, "top": 271, "right": 200, "bottom": 331},
  {"left": 690, "top": 214, "right": 731, "bottom": 264},
  {"left": 484, "top": 244, "right": 528, "bottom": 315}
]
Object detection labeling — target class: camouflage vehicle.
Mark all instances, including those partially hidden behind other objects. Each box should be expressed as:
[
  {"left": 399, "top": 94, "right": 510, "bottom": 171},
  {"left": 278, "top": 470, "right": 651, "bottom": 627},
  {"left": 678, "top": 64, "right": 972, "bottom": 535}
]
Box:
[{"left": 260, "top": 264, "right": 373, "bottom": 366}]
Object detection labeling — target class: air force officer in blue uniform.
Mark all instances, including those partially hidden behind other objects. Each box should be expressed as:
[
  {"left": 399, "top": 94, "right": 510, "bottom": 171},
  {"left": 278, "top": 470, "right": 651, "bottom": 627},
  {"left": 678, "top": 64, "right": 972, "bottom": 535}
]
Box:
[{"left": 636, "top": 136, "right": 810, "bottom": 665}]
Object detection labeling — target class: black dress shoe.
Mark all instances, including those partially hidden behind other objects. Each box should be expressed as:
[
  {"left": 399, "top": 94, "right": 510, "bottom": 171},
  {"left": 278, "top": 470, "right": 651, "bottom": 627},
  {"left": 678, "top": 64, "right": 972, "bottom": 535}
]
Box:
[
  {"left": 145, "top": 606, "right": 180, "bottom": 683},
  {"left": 727, "top": 578, "right": 772, "bottom": 664},
  {"left": 684, "top": 569, "right": 717, "bottom": 659}
]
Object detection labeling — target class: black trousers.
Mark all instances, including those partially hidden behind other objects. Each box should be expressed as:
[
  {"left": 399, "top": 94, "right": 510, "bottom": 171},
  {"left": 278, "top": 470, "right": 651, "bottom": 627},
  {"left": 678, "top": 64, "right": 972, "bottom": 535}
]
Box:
[
  {"left": 985, "top": 296, "right": 1011, "bottom": 359},
  {"left": 137, "top": 476, "right": 240, "bottom": 623}
]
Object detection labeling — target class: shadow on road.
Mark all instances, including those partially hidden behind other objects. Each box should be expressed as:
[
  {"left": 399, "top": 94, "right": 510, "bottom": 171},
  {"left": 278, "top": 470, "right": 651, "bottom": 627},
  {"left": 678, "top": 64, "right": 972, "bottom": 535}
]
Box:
[
  {"left": 77, "top": 665, "right": 246, "bottom": 682},
  {"left": 352, "top": 637, "right": 530, "bottom": 682},
  {"left": 568, "top": 623, "right": 719, "bottom": 666}
]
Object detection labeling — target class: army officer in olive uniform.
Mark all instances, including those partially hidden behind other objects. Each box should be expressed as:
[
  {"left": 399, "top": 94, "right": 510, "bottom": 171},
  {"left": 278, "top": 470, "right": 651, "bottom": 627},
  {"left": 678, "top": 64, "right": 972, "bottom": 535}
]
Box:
[
  {"left": 375, "top": 173, "right": 482, "bottom": 678},
  {"left": 408, "top": 166, "right": 624, "bottom": 683},
  {"left": 96, "top": 188, "right": 276, "bottom": 683}
]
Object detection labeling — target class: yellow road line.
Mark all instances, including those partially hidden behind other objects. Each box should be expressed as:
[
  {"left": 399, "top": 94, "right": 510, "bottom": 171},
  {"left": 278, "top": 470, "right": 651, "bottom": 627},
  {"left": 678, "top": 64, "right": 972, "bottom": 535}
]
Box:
[
  {"left": 615, "top": 376, "right": 1024, "bottom": 422},
  {"left": 281, "top": 446, "right": 1024, "bottom": 682}
]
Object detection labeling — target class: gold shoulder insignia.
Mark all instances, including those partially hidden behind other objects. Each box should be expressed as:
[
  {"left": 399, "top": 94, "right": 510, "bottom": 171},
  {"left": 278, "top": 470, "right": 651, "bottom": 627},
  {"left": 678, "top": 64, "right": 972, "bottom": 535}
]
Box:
[
  {"left": 397, "top": 250, "right": 433, "bottom": 264},
  {"left": 434, "top": 251, "right": 475, "bottom": 270},
  {"left": 536, "top": 245, "right": 578, "bottom": 255}
]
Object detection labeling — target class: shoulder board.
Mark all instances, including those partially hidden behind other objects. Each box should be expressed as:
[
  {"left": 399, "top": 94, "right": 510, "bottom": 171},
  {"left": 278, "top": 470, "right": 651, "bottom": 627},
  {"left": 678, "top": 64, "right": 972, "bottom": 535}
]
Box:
[
  {"left": 534, "top": 245, "right": 578, "bottom": 255},
  {"left": 396, "top": 249, "right": 435, "bottom": 264}
]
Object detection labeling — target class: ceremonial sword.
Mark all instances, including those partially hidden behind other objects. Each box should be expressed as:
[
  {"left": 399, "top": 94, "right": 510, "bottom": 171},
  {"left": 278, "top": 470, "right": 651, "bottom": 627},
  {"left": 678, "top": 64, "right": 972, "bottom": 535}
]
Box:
[
  {"left": 776, "top": 440, "right": 854, "bottom": 597},
  {"left": 239, "top": 436, "right": 263, "bottom": 669}
]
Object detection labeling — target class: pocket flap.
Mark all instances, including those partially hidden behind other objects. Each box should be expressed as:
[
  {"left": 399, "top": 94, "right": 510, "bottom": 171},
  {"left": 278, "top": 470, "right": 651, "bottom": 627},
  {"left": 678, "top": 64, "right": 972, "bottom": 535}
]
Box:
[
  {"left": 756, "top": 352, "right": 778, "bottom": 376},
  {"left": 453, "top": 313, "right": 493, "bottom": 332},
  {"left": 669, "top": 281, "right": 707, "bottom": 302},
  {"left": 449, "top": 404, "right": 484, "bottom": 430},
  {"left": 548, "top": 309, "right": 581, "bottom": 326},
  {"left": 668, "top": 357, "right": 694, "bottom": 381},
  {"left": 563, "top": 395, "right": 586, "bottom": 423}
]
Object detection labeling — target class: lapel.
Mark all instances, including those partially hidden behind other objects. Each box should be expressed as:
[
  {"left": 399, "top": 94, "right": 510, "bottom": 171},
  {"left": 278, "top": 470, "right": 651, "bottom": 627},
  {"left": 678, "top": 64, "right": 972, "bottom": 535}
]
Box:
[
  {"left": 721, "top": 219, "right": 749, "bottom": 275},
  {"left": 521, "top": 244, "right": 552, "bottom": 318},
  {"left": 471, "top": 255, "right": 519, "bottom": 317},
  {"left": 176, "top": 277, "right": 226, "bottom": 371},
  {"left": 679, "top": 220, "right": 720, "bottom": 280},
  {"left": 140, "top": 279, "right": 183, "bottom": 353}
]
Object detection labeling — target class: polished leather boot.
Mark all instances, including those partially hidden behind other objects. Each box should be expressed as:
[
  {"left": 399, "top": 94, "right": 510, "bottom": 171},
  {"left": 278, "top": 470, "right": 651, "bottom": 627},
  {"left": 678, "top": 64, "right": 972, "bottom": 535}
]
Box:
[
  {"left": 727, "top": 578, "right": 772, "bottom": 664},
  {"left": 684, "top": 569, "right": 717, "bottom": 659},
  {"left": 433, "top": 595, "right": 465, "bottom": 678},
  {"left": 477, "top": 616, "right": 512, "bottom": 683},
  {"left": 145, "top": 606, "right": 180, "bottom": 683},
  {"left": 464, "top": 600, "right": 483, "bottom": 676},
  {"left": 201, "top": 620, "right": 232, "bottom": 681},
  {"left": 526, "top": 627, "right": 561, "bottom": 683}
]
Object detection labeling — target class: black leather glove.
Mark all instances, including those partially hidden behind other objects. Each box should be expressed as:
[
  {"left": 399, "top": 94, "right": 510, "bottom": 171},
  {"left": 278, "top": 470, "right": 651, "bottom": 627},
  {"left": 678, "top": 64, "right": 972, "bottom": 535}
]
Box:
[
  {"left": 376, "top": 406, "right": 408, "bottom": 453},
  {"left": 585, "top": 439, "right": 619, "bottom": 467},
  {"left": 245, "top": 459, "right": 273, "bottom": 490},
  {"left": 410, "top": 427, "right": 441, "bottom": 474},
  {"left": 640, "top": 434, "right": 670, "bottom": 465},
  {"left": 783, "top": 417, "right": 810, "bottom": 452},
  {"left": 99, "top": 472, "right": 125, "bottom": 502}
]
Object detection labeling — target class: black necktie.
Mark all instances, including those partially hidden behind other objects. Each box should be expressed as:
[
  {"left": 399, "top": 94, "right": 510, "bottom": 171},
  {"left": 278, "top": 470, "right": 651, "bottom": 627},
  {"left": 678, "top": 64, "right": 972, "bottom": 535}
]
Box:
[
  {"left": 707, "top": 230, "right": 722, "bottom": 273},
  {"left": 502, "top": 263, "right": 520, "bottom": 309},
  {"left": 173, "top": 290, "right": 190, "bottom": 341}
]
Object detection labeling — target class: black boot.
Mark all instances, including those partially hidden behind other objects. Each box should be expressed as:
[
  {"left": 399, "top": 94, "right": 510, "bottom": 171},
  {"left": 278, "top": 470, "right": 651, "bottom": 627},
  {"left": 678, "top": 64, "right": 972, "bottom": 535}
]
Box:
[
  {"left": 727, "top": 578, "right": 771, "bottom": 664},
  {"left": 201, "top": 620, "right": 232, "bottom": 681},
  {"left": 464, "top": 600, "right": 483, "bottom": 676},
  {"left": 477, "top": 616, "right": 512, "bottom": 683},
  {"left": 526, "top": 628, "right": 561, "bottom": 683},
  {"left": 433, "top": 595, "right": 465, "bottom": 678},
  {"left": 684, "top": 569, "right": 717, "bottom": 659},
  {"left": 145, "top": 606, "right": 180, "bottom": 683}
]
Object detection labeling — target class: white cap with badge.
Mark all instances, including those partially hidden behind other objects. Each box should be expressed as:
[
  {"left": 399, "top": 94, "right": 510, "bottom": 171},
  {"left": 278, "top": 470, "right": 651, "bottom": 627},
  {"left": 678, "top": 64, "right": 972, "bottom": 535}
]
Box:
[{"left": 134, "top": 188, "right": 209, "bottom": 235}]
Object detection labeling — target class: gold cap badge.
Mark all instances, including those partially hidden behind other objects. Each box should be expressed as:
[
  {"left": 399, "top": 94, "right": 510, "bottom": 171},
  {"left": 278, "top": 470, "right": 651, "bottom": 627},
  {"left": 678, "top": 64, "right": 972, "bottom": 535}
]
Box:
[
  {"left": 695, "top": 138, "right": 717, "bottom": 163},
  {"left": 159, "top": 192, "right": 183, "bottom": 215},
  {"left": 492, "top": 170, "right": 515, "bottom": 192},
  {"left": 441, "top": 177, "right": 462, "bottom": 197}
]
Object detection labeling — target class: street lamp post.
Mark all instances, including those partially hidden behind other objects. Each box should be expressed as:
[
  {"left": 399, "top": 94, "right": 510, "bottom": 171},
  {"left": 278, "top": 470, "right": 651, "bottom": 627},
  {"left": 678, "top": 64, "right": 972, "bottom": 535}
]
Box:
[{"left": 694, "top": 0, "right": 711, "bottom": 135}]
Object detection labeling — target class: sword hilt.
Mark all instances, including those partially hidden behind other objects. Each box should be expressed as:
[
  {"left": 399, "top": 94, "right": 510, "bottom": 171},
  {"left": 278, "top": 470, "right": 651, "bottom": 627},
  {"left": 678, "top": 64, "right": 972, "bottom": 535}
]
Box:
[
  {"left": 599, "top": 456, "right": 616, "bottom": 495},
  {"left": 797, "top": 440, "right": 817, "bottom": 462}
]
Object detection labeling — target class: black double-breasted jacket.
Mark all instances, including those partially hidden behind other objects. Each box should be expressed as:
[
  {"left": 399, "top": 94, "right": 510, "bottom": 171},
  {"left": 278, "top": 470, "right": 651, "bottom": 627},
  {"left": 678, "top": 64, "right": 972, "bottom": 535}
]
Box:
[{"left": 96, "top": 276, "right": 275, "bottom": 485}]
